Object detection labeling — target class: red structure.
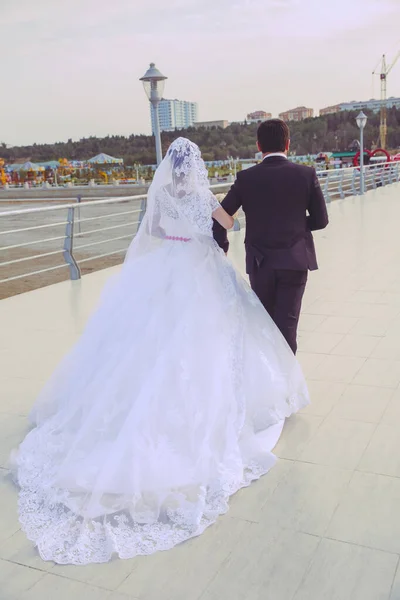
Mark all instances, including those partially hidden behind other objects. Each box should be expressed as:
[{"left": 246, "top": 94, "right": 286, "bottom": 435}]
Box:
[
  {"left": 353, "top": 149, "right": 372, "bottom": 167},
  {"left": 353, "top": 148, "right": 391, "bottom": 167}
]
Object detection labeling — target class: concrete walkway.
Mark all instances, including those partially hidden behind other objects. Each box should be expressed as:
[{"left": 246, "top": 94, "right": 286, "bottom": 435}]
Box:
[{"left": 1, "top": 184, "right": 400, "bottom": 599}]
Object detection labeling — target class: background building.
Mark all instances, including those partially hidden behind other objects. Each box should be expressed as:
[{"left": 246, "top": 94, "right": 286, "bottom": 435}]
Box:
[
  {"left": 319, "top": 104, "right": 341, "bottom": 116},
  {"left": 194, "top": 120, "right": 229, "bottom": 129},
  {"left": 151, "top": 99, "right": 198, "bottom": 133},
  {"left": 279, "top": 106, "right": 314, "bottom": 122},
  {"left": 246, "top": 110, "right": 272, "bottom": 123},
  {"left": 339, "top": 97, "right": 400, "bottom": 113},
  {"left": 319, "top": 97, "right": 400, "bottom": 115}
]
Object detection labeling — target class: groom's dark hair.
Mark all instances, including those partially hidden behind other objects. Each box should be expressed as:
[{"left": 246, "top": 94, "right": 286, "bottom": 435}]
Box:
[{"left": 257, "top": 119, "right": 289, "bottom": 153}]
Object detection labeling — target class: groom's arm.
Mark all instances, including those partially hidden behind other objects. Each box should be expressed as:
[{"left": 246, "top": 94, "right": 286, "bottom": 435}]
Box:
[
  {"left": 213, "top": 179, "right": 243, "bottom": 253},
  {"left": 307, "top": 168, "right": 329, "bottom": 231}
]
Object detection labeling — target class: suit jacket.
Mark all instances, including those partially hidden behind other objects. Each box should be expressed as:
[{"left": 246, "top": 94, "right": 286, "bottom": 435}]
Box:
[{"left": 213, "top": 156, "right": 329, "bottom": 274}]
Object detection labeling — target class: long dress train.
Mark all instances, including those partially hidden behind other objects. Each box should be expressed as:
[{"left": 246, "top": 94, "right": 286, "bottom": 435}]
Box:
[{"left": 12, "top": 138, "right": 309, "bottom": 564}]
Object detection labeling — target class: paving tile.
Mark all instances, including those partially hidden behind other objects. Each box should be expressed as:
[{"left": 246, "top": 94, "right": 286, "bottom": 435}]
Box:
[
  {"left": 361, "top": 303, "right": 400, "bottom": 319},
  {"left": 296, "top": 352, "right": 326, "bottom": 379},
  {"left": 379, "top": 292, "right": 400, "bottom": 305},
  {"left": 0, "top": 470, "right": 21, "bottom": 544},
  {"left": 305, "top": 300, "right": 345, "bottom": 317},
  {"left": 0, "top": 558, "right": 45, "bottom": 600},
  {"left": 229, "top": 458, "right": 293, "bottom": 521},
  {"left": 298, "top": 332, "right": 343, "bottom": 354},
  {"left": 21, "top": 573, "right": 111, "bottom": 600},
  {"left": 0, "top": 529, "right": 54, "bottom": 573},
  {"left": 390, "top": 562, "right": 400, "bottom": 600},
  {"left": 309, "top": 355, "right": 365, "bottom": 383},
  {"left": 308, "top": 301, "right": 399, "bottom": 320},
  {"left": 0, "top": 412, "right": 30, "bottom": 468},
  {"left": 348, "top": 290, "right": 385, "bottom": 304},
  {"left": 327, "top": 471, "right": 400, "bottom": 554},
  {"left": 261, "top": 462, "right": 351, "bottom": 536},
  {"left": 299, "top": 415, "right": 375, "bottom": 470},
  {"left": 358, "top": 422, "right": 400, "bottom": 477},
  {"left": 372, "top": 335, "right": 400, "bottom": 361},
  {"left": 315, "top": 316, "right": 359, "bottom": 334},
  {"left": 381, "top": 387, "right": 400, "bottom": 426},
  {"left": 117, "top": 516, "right": 249, "bottom": 600},
  {"left": 200, "top": 524, "right": 319, "bottom": 600},
  {"left": 0, "top": 347, "right": 67, "bottom": 381},
  {"left": 353, "top": 358, "right": 400, "bottom": 389},
  {"left": 297, "top": 313, "right": 327, "bottom": 333},
  {"left": 313, "top": 288, "right": 354, "bottom": 303},
  {"left": 331, "top": 334, "right": 380, "bottom": 358},
  {"left": 293, "top": 538, "right": 398, "bottom": 600},
  {"left": 351, "top": 317, "right": 392, "bottom": 337},
  {"left": 274, "top": 414, "right": 323, "bottom": 460},
  {"left": 329, "top": 384, "right": 393, "bottom": 423},
  {"left": 0, "top": 377, "right": 45, "bottom": 417},
  {"left": 51, "top": 556, "right": 136, "bottom": 591},
  {"left": 105, "top": 594, "right": 137, "bottom": 600},
  {"left": 300, "top": 380, "right": 346, "bottom": 417}
]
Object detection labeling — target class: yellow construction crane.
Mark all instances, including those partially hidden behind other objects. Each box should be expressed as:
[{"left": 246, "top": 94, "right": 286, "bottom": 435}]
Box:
[{"left": 372, "top": 50, "right": 400, "bottom": 149}]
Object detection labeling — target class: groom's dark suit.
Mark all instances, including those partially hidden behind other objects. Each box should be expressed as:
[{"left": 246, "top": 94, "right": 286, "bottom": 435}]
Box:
[{"left": 213, "top": 155, "right": 328, "bottom": 354}]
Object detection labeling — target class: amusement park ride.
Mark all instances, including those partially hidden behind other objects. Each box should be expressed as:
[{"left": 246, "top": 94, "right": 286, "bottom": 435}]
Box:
[
  {"left": 0, "top": 159, "right": 6, "bottom": 186},
  {"left": 372, "top": 49, "right": 400, "bottom": 149},
  {"left": 0, "top": 157, "right": 130, "bottom": 188}
]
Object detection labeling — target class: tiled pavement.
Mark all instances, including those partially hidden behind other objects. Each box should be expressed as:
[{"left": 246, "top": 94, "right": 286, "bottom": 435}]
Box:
[{"left": 1, "top": 183, "right": 400, "bottom": 599}]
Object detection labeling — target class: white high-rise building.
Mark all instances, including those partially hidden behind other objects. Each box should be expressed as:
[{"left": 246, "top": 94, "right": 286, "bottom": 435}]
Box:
[{"left": 151, "top": 99, "right": 198, "bottom": 133}]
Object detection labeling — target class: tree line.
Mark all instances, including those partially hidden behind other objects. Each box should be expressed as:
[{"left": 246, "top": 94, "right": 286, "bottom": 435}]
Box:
[{"left": 2, "top": 108, "right": 400, "bottom": 165}]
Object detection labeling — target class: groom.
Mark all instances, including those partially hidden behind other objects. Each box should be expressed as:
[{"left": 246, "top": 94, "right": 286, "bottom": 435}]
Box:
[{"left": 213, "top": 119, "right": 328, "bottom": 354}]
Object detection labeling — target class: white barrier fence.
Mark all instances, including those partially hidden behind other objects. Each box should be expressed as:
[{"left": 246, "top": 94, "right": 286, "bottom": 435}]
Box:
[{"left": 1, "top": 163, "right": 399, "bottom": 286}]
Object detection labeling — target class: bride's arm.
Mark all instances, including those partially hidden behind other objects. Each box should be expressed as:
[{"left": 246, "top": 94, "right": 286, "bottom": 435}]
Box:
[{"left": 212, "top": 206, "right": 234, "bottom": 230}]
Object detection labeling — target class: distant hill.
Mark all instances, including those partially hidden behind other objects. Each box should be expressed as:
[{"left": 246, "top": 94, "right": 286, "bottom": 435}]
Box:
[{"left": 1, "top": 108, "right": 399, "bottom": 165}]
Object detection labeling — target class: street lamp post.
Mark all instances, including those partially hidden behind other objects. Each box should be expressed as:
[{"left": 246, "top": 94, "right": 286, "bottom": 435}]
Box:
[
  {"left": 356, "top": 111, "right": 368, "bottom": 195},
  {"left": 140, "top": 63, "right": 168, "bottom": 166}
]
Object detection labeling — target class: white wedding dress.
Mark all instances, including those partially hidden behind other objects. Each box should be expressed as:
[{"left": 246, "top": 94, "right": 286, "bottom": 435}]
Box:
[{"left": 12, "top": 138, "right": 310, "bottom": 565}]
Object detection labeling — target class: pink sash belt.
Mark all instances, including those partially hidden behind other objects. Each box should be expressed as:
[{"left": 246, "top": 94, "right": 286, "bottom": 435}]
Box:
[{"left": 165, "top": 235, "right": 191, "bottom": 242}]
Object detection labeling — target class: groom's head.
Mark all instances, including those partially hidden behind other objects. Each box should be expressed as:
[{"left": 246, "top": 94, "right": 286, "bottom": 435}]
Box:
[{"left": 257, "top": 119, "right": 290, "bottom": 155}]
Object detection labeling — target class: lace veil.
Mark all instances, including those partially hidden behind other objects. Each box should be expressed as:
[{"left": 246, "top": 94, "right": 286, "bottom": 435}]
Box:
[{"left": 126, "top": 137, "right": 219, "bottom": 261}]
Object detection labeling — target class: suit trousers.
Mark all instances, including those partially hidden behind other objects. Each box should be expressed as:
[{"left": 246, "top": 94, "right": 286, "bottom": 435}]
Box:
[{"left": 249, "top": 264, "right": 308, "bottom": 354}]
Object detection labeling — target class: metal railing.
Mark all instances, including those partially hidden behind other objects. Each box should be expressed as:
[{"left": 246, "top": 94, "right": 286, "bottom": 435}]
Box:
[
  {"left": 1, "top": 164, "right": 399, "bottom": 286},
  {"left": 317, "top": 162, "right": 400, "bottom": 202}
]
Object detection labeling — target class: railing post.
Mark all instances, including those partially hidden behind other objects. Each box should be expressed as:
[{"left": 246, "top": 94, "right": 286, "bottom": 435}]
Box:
[
  {"left": 385, "top": 166, "right": 390, "bottom": 185},
  {"left": 233, "top": 218, "right": 241, "bottom": 231},
  {"left": 338, "top": 169, "right": 345, "bottom": 199},
  {"left": 379, "top": 167, "right": 385, "bottom": 188},
  {"left": 396, "top": 163, "right": 400, "bottom": 183},
  {"left": 76, "top": 194, "right": 82, "bottom": 234},
  {"left": 371, "top": 166, "right": 377, "bottom": 189},
  {"left": 138, "top": 198, "right": 147, "bottom": 226},
  {"left": 63, "top": 206, "right": 81, "bottom": 280},
  {"left": 351, "top": 169, "right": 357, "bottom": 196},
  {"left": 323, "top": 172, "right": 330, "bottom": 203},
  {"left": 363, "top": 166, "right": 368, "bottom": 192}
]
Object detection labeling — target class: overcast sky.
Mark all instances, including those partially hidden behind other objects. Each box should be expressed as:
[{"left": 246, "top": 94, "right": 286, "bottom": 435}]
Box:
[{"left": 1, "top": 0, "right": 399, "bottom": 146}]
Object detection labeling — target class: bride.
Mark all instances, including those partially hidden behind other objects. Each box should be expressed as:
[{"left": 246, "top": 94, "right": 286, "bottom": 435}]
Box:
[{"left": 12, "top": 138, "right": 309, "bottom": 565}]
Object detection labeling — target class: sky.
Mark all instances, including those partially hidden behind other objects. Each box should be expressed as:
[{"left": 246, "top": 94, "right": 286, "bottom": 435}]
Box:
[{"left": 1, "top": 0, "right": 400, "bottom": 146}]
